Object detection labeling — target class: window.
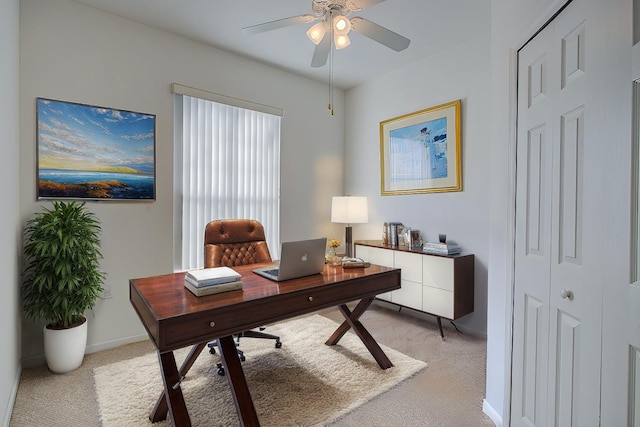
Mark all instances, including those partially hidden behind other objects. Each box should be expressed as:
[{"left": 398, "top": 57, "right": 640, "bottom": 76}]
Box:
[{"left": 173, "top": 84, "right": 282, "bottom": 270}]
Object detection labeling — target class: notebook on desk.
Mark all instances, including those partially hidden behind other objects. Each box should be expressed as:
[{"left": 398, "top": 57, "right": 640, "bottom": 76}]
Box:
[{"left": 253, "top": 237, "right": 327, "bottom": 282}]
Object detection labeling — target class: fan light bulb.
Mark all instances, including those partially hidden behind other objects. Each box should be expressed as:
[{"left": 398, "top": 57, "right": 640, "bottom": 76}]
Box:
[
  {"left": 332, "top": 15, "right": 351, "bottom": 35},
  {"left": 334, "top": 33, "right": 351, "bottom": 49},
  {"left": 306, "top": 21, "right": 326, "bottom": 45}
]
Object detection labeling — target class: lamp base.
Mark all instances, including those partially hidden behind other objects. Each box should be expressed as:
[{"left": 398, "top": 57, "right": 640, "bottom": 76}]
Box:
[{"left": 345, "top": 225, "right": 353, "bottom": 258}]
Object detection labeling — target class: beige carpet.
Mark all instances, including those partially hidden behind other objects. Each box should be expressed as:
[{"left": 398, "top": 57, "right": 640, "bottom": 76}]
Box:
[{"left": 93, "top": 314, "right": 427, "bottom": 427}]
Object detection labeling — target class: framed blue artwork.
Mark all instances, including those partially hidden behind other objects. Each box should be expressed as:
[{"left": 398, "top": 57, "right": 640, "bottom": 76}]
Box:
[
  {"left": 36, "top": 98, "right": 156, "bottom": 201},
  {"left": 380, "top": 100, "right": 461, "bottom": 195}
]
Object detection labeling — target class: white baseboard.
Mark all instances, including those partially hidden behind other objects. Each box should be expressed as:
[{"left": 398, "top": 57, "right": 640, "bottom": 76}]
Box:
[
  {"left": 3, "top": 362, "right": 21, "bottom": 427},
  {"left": 482, "top": 399, "right": 502, "bottom": 427},
  {"left": 21, "top": 333, "right": 150, "bottom": 369},
  {"left": 20, "top": 354, "right": 45, "bottom": 369},
  {"left": 85, "top": 333, "right": 149, "bottom": 354}
]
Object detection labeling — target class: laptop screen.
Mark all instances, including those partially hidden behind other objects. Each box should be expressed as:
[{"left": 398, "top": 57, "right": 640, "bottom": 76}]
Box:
[{"left": 254, "top": 237, "right": 327, "bottom": 281}]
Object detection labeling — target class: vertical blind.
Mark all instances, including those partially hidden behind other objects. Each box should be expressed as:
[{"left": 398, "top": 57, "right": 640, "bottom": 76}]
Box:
[{"left": 176, "top": 93, "right": 281, "bottom": 270}]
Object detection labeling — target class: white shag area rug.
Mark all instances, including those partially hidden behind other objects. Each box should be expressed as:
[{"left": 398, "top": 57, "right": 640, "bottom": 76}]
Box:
[{"left": 94, "top": 314, "right": 427, "bottom": 426}]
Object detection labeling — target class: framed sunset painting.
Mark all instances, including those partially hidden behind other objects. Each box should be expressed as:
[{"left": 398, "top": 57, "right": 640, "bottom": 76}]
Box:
[{"left": 36, "top": 98, "right": 156, "bottom": 201}]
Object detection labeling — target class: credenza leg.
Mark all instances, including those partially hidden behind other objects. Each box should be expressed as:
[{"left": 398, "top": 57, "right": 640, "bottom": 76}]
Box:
[
  {"left": 326, "top": 298, "right": 393, "bottom": 370},
  {"left": 218, "top": 335, "right": 260, "bottom": 427},
  {"left": 436, "top": 316, "right": 445, "bottom": 339},
  {"left": 150, "top": 343, "right": 206, "bottom": 424}
]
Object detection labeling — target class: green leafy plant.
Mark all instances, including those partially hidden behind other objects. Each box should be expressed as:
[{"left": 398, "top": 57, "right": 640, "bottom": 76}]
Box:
[{"left": 22, "top": 201, "right": 105, "bottom": 329}]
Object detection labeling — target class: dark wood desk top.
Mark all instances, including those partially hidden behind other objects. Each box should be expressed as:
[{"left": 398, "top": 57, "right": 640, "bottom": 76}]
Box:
[{"left": 130, "top": 263, "right": 400, "bottom": 353}]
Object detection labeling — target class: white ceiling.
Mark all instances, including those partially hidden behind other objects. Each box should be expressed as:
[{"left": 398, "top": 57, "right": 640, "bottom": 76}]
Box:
[{"left": 70, "top": 0, "right": 490, "bottom": 89}]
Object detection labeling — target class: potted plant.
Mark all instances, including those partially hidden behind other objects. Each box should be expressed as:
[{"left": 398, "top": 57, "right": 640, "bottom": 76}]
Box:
[{"left": 22, "top": 200, "right": 105, "bottom": 373}]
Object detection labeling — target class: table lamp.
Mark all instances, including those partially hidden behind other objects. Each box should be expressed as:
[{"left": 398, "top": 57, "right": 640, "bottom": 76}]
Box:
[{"left": 331, "top": 196, "right": 368, "bottom": 258}]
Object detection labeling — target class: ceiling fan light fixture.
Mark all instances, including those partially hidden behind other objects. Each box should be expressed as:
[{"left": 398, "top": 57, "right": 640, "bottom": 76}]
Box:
[
  {"left": 306, "top": 21, "right": 326, "bottom": 45},
  {"left": 334, "top": 33, "right": 351, "bottom": 49},
  {"left": 332, "top": 14, "right": 351, "bottom": 35}
]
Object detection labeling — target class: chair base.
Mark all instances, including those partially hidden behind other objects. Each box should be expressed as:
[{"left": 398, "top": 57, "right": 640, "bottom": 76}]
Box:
[{"left": 207, "top": 330, "right": 282, "bottom": 376}]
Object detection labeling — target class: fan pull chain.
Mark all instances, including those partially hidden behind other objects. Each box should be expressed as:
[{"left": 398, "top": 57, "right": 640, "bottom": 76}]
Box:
[
  {"left": 329, "top": 48, "right": 334, "bottom": 116},
  {"left": 328, "top": 10, "right": 334, "bottom": 116}
]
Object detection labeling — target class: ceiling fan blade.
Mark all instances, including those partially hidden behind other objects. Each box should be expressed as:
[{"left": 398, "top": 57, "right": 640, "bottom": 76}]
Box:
[
  {"left": 348, "top": 0, "right": 386, "bottom": 11},
  {"left": 311, "top": 35, "right": 330, "bottom": 68},
  {"left": 241, "top": 14, "right": 316, "bottom": 36},
  {"left": 350, "top": 17, "right": 411, "bottom": 52}
]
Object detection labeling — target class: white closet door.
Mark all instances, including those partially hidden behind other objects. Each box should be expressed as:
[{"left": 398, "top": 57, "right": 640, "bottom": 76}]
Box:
[
  {"left": 512, "top": 19, "right": 554, "bottom": 426},
  {"left": 512, "top": 1, "right": 603, "bottom": 425}
]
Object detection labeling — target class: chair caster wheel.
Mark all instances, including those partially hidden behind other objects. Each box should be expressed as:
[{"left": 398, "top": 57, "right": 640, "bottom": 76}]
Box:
[
  {"left": 216, "top": 362, "right": 225, "bottom": 376},
  {"left": 240, "top": 355, "right": 246, "bottom": 362},
  {"left": 275, "top": 340, "right": 282, "bottom": 348},
  {"left": 209, "top": 347, "right": 216, "bottom": 355}
]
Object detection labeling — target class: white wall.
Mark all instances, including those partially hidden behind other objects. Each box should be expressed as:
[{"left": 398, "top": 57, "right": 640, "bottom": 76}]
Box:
[
  {"left": 0, "top": 0, "right": 21, "bottom": 423},
  {"left": 345, "top": 33, "right": 492, "bottom": 336},
  {"left": 18, "top": 0, "right": 345, "bottom": 363}
]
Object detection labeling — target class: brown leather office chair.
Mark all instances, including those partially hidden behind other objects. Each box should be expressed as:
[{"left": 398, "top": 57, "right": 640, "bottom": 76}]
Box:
[{"left": 204, "top": 219, "right": 281, "bottom": 374}]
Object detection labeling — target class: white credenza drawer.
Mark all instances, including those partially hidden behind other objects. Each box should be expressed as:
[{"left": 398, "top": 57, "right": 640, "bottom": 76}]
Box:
[
  {"left": 422, "top": 286, "right": 454, "bottom": 319},
  {"left": 355, "top": 245, "right": 394, "bottom": 301},
  {"left": 393, "top": 279, "right": 422, "bottom": 310},
  {"left": 423, "top": 256, "right": 454, "bottom": 291},
  {"left": 355, "top": 241, "right": 474, "bottom": 322},
  {"left": 394, "top": 251, "right": 423, "bottom": 282},
  {"left": 356, "top": 245, "right": 393, "bottom": 267}
]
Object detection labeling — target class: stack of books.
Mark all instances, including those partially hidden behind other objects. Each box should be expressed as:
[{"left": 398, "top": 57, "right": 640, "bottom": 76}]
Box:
[
  {"left": 422, "top": 242, "right": 461, "bottom": 255},
  {"left": 184, "top": 266, "right": 243, "bottom": 296}
]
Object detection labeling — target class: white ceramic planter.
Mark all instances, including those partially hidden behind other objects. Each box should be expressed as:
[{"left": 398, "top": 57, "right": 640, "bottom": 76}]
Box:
[{"left": 43, "top": 317, "right": 88, "bottom": 373}]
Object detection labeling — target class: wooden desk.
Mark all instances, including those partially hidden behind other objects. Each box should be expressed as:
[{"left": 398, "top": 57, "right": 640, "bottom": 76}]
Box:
[{"left": 130, "top": 263, "right": 401, "bottom": 427}]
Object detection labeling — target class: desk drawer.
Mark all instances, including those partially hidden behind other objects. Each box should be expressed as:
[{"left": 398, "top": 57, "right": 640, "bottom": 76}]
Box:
[{"left": 159, "top": 270, "right": 400, "bottom": 351}]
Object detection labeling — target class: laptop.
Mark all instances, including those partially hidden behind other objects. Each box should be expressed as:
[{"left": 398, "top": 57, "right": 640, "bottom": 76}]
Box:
[{"left": 253, "top": 237, "right": 327, "bottom": 281}]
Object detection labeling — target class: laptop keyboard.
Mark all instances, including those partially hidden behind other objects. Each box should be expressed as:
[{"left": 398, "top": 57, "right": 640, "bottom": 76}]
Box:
[{"left": 264, "top": 268, "right": 279, "bottom": 276}]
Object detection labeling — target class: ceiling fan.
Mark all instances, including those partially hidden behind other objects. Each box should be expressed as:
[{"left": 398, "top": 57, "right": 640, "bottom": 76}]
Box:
[{"left": 240, "top": 0, "right": 411, "bottom": 68}]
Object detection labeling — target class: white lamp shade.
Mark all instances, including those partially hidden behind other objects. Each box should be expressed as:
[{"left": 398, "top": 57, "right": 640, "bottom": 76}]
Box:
[
  {"left": 334, "top": 33, "right": 351, "bottom": 49},
  {"left": 331, "top": 196, "right": 368, "bottom": 224},
  {"left": 306, "top": 21, "right": 326, "bottom": 45}
]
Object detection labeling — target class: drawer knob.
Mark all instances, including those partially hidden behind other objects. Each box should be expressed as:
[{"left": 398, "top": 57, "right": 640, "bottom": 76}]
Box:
[
  {"left": 308, "top": 296, "right": 314, "bottom": 302},
  {"left": 209, "top": 321, "right": 215, "bottom": 328}
]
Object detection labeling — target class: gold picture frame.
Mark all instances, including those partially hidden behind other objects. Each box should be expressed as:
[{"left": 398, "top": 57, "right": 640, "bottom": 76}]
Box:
[{"left": 380, "top": 100, "right": 461, "bottom": 195}]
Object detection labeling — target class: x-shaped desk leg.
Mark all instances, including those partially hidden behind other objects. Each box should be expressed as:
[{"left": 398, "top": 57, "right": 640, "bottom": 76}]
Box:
[
  {"left": 149, "top": 338, "right": 259, "bottom": 427},
  {"left": 325, "top": 297, "right": 393, "bottom": 369},
  {"left": 150, "top": 343, "right": 207, "bottom": 425},
  {"left": 217, "top": 335, "right": 260, "bottom": 426}
]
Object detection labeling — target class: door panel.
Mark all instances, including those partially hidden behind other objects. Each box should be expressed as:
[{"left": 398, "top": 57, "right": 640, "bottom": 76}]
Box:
[
  {"left": 558, "top": 106, "right": 583, "bottom": 264},
  {"left": 553, "top": 311, "right": 580, "bottom": 426},
  {"left": 630, "top": 283, "right": 640, "bottom": 425},
  {"left": 512, "top": 20, "right": 554, "bottom": 426},
  {"left": 521, "top": 295, "right": 545, "bottom": 424},
  {"left": 548, "top": 3, "right": 602, "bottom": 424},
  {"left": 513, "top": 1, "right": 602, "bottom": 426}
]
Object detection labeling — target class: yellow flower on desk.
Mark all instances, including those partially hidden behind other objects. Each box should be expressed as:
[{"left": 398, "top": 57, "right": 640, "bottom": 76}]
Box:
[
  {"left": 326, "top": 238, "right": 342, "bottom": 266},
  {"left": 328, "top": 238, "right": 342, "bottom": 248}
]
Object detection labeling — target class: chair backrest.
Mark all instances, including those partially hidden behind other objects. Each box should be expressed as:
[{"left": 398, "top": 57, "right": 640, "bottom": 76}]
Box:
[{"left": 204, "top": 219, "right": 272, "bottom": 268}]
